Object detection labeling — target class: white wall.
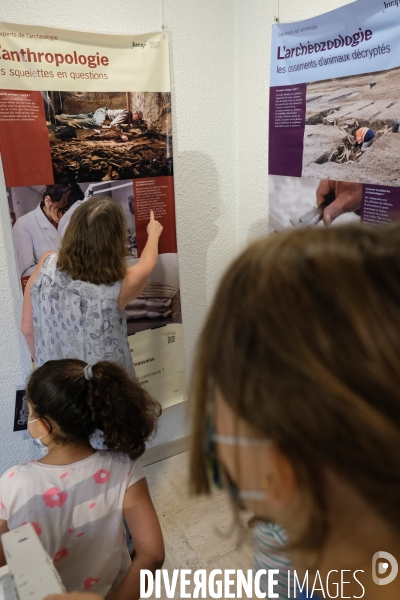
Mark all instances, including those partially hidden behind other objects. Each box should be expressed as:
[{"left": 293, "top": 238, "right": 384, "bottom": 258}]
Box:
[
  {"left": 0, "top": 0, "right": 237, "bottom": 471},
  {"left": 0, "top": 0, "right": 356, "bottom": 472}
]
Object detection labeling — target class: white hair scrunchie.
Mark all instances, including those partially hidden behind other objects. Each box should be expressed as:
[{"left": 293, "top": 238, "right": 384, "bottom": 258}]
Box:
[{"left": 84, "top": 364, "right": 93, "bottom": 381}]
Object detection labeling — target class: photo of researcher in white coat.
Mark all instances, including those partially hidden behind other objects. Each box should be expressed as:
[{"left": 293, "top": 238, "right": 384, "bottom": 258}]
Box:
[
  {"left": 58, "top": 180, "right": 138, "bottom": 257},
  {"left": 9, "top": 180, "right": 137, "bottom": 282},
  {"left": 10, "top": 182, "right": 84, "bottom": 277}
]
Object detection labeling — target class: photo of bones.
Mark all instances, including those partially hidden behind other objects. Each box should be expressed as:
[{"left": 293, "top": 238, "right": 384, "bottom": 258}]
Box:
[
  {"left": 269, "top": 175, "right": 361, "bottom": 233},
  {"left": 302, "top": 67, "right": 400, "bottom": 186},
  {"left": 126, "top": 253, "right": 181, "bottom": 335},
  {"left": 42, "top": 91, "right": 173, "bottom": 182},
  {"left": 8, "top": 179, "right": 137, "bottom": 278}
]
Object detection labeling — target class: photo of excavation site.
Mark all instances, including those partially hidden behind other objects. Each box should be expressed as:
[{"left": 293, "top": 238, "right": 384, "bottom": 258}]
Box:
[
  {"left": 302, "top": 68, "right": 400, "bottom": 186},
  {"left": 42, "top": 91, "right": 173, "bottom": 183}
]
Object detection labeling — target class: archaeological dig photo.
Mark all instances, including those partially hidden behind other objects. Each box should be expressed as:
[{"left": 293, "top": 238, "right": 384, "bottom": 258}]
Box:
[
  {"left": 42, "top": 91, "right": 173, "bottom": 183},
  {"left": 302, "top": 67, "right": 400, "bottom": 187}
]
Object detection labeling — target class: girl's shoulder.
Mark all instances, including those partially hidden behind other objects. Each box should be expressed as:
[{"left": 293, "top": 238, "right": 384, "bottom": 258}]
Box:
[
  {"left": 96, "top": 451, "right": 145, "bottom": 485},
  {"left": 0, "top": 460, "right": 36, "bottom": 484},
  {"left": 96, "top": 450, "right": 138, "bottom": 469},
  {"left": 0, "top": 453, "right": 144, "bottom": 486},
  {"left": 40, "top": 252, "right": 58, "bottom": 272},
  {"left": 31, "top": 252, "right": 58, "bottom": 287}
]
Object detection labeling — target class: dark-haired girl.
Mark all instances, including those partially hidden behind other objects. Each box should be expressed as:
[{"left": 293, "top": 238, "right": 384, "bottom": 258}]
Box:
[
  {"left": 0, "top": 359, "right": 164, "bottom": 600},
  {"left": 12, "top": 182, "right": 84, "bottom": 277}
]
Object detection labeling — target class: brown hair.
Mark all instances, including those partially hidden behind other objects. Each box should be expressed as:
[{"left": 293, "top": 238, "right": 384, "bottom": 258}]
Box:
[
  {"left": 190, "top": 223, "right": 400, "bottom": 549},
  {"left": 27, "top": 359, "right": 161, "bottom": 459},
  {"left": 57, "top": 195, "right": 128, "bottom": 285}
]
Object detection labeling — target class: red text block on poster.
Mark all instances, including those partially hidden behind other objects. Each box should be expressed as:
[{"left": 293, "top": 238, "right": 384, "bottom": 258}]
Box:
[
  {"left": 134, "top": 176, "right": 178, "bottom": 255},
  {"left": 0, "top": 90, "right": 53, "bottom": 187}
]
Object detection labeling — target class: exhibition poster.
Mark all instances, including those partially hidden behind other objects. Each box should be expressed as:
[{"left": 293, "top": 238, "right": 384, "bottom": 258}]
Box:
[
  {"left": 0, "top": 22, "right": 186, "bottom": 410},
  {"left": 268, "top": 0, "right": 400, "bottom": 232}
]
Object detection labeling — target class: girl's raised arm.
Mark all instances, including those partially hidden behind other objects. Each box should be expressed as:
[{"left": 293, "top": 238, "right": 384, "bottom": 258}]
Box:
[{"left": 118, "top": 211, "right": 163, "bottom": 310}]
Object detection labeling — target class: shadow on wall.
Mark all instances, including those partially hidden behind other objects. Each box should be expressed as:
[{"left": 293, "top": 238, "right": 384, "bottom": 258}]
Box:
[
  {"left": 246, "top": 217, "right": 269, "bottom": 245},
  {"left": 172, "top": 150, "right": 221, "bottom": 375}
]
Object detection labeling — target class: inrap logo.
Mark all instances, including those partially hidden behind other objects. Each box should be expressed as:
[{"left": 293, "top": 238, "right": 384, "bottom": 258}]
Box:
[
  {"left": 372, "top": 552, "right": 398, "bottom": 586},
  {"left": 132, "top": 41, "right": 146, "bottom": 49}
]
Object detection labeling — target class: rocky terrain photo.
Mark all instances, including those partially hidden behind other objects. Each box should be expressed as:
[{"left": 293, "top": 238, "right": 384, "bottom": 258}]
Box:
[{"left": 302, "top": 68, "right": 400, "bottom": 186}]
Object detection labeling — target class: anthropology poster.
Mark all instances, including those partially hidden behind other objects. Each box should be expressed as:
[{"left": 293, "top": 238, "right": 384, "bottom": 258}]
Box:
[
  {"left": 269, "top": 0, "right": 400, "bottom": 232},
  {"left": 0, "top": 22, "right": 186, "bottom": 410}
]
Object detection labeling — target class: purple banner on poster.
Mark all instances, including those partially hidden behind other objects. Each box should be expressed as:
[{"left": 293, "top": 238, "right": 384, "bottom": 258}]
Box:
[
  {"left": 268, "top": 84, "right": 306, "bottom": 177},
  {"left": 362, "top": 184, "right": 400, "bottom": 224}
]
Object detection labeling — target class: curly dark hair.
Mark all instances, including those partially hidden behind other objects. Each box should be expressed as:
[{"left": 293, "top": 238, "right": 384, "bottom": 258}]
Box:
[{"left": 27, "top": 359, "right": 161, "bottom": 460}]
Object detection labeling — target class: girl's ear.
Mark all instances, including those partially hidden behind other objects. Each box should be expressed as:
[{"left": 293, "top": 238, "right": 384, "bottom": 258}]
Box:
[
  {"left": 263, "top": 445, "right": 297, "bottom": 508},
  {"left": 38, "top": 418, "right": 52, "bottom": 440}
]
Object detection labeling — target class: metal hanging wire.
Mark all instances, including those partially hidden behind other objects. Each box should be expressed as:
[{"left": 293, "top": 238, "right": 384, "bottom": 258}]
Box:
[
  {"left": 275, "top": 0, "right": 280, "bottom": 23},
  {"left": 161, "top": 0, "right": 165, "bottom": 31}
]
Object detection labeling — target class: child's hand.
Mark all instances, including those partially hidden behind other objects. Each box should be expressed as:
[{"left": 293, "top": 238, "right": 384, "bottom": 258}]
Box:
[{"left": 146, "top": 210, "right": 163, "bottom": 239}]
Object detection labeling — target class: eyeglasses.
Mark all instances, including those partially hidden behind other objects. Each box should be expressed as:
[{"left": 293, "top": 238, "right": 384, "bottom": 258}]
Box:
[{"left": 204, "top": 412, "right": 271, "bottom": 504}]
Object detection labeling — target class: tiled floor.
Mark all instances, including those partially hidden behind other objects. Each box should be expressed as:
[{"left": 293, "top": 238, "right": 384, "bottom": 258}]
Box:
[{"left": 143, "top": 451, "right": 255, "bottom": 599}]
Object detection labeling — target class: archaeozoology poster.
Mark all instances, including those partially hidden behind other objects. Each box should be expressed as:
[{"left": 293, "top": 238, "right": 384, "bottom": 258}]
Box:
[
  {"left": 0, "top": 21, "right": 186, "bottom": 410},
  {"left": 268, "top": 0, "right": 400, "bottom": 232}
]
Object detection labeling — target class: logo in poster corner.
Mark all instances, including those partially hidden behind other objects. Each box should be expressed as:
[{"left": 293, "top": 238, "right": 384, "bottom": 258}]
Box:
[
  {"left": 383, "top": 1, "right": 400, "bottom": 10},
  {"left": 132, "top": 41, "right": 147, "bottom": 49},
  {"left": 372, "top": 552, "right": 398, "bottom": 586}
]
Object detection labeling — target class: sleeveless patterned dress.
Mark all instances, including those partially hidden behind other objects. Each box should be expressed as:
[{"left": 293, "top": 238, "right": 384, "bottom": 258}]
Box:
[{"left": 30, "top": 253, "right": 135, "bottom": 378}]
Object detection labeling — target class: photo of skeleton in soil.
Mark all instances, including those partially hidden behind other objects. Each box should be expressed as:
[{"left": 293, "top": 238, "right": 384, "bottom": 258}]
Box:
[
  {"left": 302, "top": 67, "right": 400, "bottom": 186},
  {"left": 42, "top": 91, "right": 173, "bottom": 183}
]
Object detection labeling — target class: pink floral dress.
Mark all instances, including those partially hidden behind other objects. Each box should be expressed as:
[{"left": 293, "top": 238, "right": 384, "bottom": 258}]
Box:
[{"left": 0, "top": 452, "right": 144, "bottom": 596}]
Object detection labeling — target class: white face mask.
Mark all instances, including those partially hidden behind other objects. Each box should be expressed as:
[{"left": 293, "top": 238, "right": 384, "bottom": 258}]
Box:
[{"left": 27, "top": 418, "right": 49, "bottom": 452}]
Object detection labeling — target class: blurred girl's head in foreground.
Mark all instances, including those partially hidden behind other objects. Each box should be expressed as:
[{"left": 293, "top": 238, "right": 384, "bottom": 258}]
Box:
[{"left": 190, "top": 223, "right": 400, "bottom": 594}]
